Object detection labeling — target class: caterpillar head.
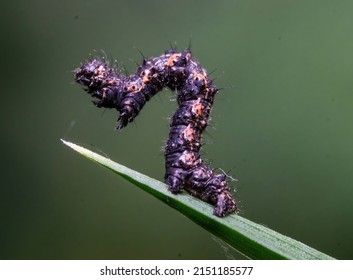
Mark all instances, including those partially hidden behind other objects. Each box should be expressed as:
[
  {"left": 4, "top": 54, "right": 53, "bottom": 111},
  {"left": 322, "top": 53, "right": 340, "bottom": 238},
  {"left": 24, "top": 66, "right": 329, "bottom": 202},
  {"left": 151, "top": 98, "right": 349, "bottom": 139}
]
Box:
[{"left": 75, "top": 59, "right": 123, "bottom": 109}]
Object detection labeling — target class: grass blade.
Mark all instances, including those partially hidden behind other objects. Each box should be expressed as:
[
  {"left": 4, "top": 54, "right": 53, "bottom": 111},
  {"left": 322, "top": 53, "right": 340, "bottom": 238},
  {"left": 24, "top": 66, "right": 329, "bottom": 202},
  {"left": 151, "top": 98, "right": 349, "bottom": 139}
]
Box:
[{"left": 61, "top": 139, "right": 335, "bottom": 260}]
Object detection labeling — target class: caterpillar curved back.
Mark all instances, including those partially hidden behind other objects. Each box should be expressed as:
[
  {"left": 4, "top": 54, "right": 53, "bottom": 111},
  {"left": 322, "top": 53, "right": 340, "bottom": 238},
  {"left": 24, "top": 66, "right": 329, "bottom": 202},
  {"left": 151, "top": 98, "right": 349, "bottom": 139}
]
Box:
[{"left": 75, "top": 49, "right": 237, "bottom": 217}]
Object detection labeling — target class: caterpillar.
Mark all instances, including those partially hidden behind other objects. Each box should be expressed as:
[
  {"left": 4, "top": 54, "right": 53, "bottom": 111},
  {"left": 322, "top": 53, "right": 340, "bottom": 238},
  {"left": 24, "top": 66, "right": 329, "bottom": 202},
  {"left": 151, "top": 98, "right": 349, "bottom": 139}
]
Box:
[{"left": 75, "top": 48, "right": 238, "bottom": 217}]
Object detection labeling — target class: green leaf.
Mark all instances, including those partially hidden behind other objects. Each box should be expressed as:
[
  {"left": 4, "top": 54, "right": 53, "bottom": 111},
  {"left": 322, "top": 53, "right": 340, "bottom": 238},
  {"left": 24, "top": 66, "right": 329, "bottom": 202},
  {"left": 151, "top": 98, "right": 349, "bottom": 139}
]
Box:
[{"left": 61, "top": 139, "right": 335, "bottom": 260}]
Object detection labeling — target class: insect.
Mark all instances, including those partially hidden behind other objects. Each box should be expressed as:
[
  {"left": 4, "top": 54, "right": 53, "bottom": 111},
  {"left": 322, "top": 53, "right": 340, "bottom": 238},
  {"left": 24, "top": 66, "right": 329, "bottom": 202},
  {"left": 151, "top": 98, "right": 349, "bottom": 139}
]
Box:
[{"left": 75, "top": 48, "right": 237, "bottom": 217}]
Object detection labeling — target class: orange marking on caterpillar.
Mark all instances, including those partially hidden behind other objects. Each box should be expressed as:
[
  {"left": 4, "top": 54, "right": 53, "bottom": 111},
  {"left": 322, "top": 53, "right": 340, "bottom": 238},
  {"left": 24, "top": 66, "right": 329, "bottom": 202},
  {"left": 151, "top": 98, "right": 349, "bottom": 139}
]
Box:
[
  {"left": 179, "top": 151, "right": 198, "bottom": 169},
  {"left": 165, "top": 53, "right": 181, "bottom": 67},
  {"left": 181, "top": 124, "right": 195, "bottom": 142},
  {"left": 192, "top": 71, "right": 208, "bottom": 87},
  {"left": 191, "top": 98, "right": 203, "bottom": 117},
  {"left": 126, "top": 82, "right": 144, "bottom": 93}
]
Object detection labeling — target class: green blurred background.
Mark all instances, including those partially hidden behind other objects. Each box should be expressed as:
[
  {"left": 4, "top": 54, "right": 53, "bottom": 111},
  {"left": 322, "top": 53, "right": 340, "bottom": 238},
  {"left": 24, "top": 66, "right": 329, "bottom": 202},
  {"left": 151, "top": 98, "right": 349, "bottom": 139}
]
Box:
[{"left": 1, "top": 0, "right": 353, "bottom": 259}]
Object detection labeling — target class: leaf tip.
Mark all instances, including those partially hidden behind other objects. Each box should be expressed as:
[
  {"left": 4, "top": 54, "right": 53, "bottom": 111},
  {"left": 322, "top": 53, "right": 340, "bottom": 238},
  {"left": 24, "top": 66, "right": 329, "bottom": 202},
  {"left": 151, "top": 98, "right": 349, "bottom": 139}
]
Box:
[
  {"left": 61, "top": 138, "right": 73, "bottom": 147},
  {"left": 60, "top": 139, "right": 81, "bottom": 153}
]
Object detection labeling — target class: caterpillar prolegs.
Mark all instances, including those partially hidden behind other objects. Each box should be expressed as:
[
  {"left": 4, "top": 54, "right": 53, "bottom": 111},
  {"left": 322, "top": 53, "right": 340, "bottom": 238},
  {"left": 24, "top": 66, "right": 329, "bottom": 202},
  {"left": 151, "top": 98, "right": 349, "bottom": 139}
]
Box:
[{"left": 75, "top": 49, "right": 238, "bottom": 217}]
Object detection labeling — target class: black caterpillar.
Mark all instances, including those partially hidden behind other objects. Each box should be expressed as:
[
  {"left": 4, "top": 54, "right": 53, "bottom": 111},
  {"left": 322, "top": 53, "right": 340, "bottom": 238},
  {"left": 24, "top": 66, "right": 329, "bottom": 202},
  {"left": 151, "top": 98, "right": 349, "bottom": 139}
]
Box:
[{"left": 75, "top": 48, "right": 237, "bottom": 217}]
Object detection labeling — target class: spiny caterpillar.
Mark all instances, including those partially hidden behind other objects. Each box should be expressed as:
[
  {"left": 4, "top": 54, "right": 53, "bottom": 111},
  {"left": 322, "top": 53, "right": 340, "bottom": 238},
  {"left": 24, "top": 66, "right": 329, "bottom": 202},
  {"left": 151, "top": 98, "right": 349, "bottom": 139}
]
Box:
[{"left": 75, "top": 48, "right": 237, "bottom": 217}]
